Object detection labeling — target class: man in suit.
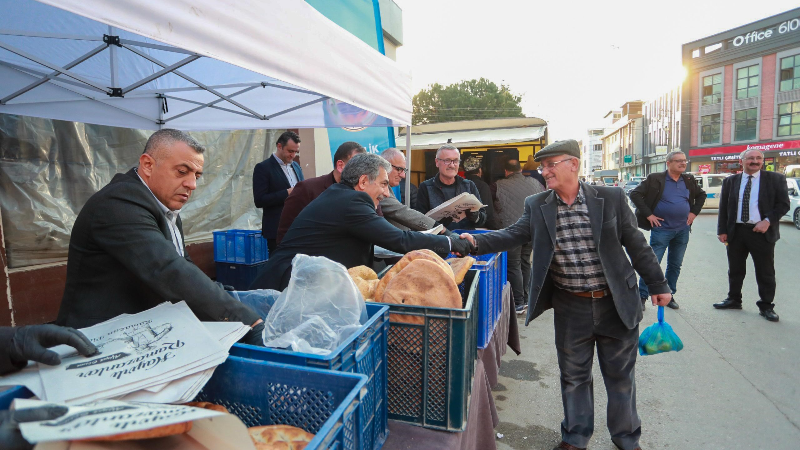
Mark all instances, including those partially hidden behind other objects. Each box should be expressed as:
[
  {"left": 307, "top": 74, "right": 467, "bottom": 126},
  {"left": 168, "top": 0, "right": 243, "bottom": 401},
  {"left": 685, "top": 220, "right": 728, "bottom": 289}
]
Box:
[
  {"left": 629, "top": 151, "right": 706, "bottom": 311},
  {"left": 276, "top": 141, "right": 366, "bottom": 244},
  {"left": 250, "top": 153, "right": 474, "bottom": 290},
  {"left": 253, "top": 131, "right": 305, "bottom": 253},
  {"left": 715, "top": 148, "right": 790, "bottom": 322},
  {"left": 56, "top": 129, "right": 264, "bottom": 345},
  {"left": 463, "top": 157, "right": 497, "bottom": 229},
  {"left": 462, "top": 140, "right": 670, "bottom": 450}
]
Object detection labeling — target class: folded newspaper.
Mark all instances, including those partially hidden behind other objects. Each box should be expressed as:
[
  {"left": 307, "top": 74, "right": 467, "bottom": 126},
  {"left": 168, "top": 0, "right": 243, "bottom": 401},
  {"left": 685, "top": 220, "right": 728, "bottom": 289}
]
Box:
[
  {"left": 424, "top": 193, "right": 485, "bottom": 222},
  {"left": 0, "top": 302, "right": 250, "bottom": 405}
]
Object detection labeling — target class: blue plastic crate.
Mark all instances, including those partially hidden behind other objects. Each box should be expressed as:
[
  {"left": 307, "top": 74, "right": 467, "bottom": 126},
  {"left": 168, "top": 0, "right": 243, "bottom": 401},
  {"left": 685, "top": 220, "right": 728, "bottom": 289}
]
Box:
[
  {"left": 471, "top": 253, "right": 501, "bottom": 349},
  {"left": 216, "top": 261, "right": 269, "bottom": 290},
  {"left": 195, "top": 357, "right": 367, "bottom": 450},
  {"left": 213, "top": 229, "right": 268, "bottom": 264},
  {"left": 231, "top": 303, "right": 389, "bottom": 450},
  {"left": 0, "top": 386, "right": 33, "bottom": 410}
]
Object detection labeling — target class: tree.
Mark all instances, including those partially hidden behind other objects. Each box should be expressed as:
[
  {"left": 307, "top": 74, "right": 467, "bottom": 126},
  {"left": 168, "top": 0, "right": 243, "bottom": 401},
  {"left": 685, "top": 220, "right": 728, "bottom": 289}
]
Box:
[{"left": 412, "top": 78, "right": 525, "bottom": 125}]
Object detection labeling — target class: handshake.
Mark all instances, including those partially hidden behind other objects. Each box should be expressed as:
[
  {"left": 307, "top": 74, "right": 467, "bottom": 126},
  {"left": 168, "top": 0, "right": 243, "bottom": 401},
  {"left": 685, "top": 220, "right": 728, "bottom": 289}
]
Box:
[{"left": 448, "top": 233, "right": 477, "bottom": 257}]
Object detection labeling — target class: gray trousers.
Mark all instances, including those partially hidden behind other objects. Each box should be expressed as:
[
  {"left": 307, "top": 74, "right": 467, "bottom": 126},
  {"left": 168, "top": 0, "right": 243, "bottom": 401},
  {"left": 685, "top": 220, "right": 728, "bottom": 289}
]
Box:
[
  {"left": 552, "top": 289, "right": 641, "bottom": 450},
  {"left": 507, "top": 241, "right": 533, "bottom": 306}
]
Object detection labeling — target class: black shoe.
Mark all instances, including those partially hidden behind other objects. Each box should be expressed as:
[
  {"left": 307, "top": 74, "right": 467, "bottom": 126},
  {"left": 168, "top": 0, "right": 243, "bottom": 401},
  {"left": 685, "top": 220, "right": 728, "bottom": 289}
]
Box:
[
  {"left": 667, "top": 297, "right": 679, "bottom": 309},
  {"left": 641, "top": 297, "right": 647, "bottom": 311},
  {"left": 515, "top": 304, "right": 527, "bottom": 315},
  {"left": 760, "top": 309, "right": 779, "bottom": 322},
  {"left": 713, "top": 299, "right": 743, "bottom": 309}
]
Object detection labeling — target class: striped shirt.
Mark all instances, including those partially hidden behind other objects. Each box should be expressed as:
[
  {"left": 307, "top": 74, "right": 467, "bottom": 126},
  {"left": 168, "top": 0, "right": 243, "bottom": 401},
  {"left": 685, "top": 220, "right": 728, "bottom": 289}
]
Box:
[{"left": 549, "top": 187, "right": 608, "bottom": 292}]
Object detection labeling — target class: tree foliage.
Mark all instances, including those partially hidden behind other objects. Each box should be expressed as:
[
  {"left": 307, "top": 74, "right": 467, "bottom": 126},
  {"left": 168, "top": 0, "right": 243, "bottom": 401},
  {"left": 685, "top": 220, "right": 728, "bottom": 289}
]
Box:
[{"left": 412, "top": 78, "right": 525, "bottom": 125}]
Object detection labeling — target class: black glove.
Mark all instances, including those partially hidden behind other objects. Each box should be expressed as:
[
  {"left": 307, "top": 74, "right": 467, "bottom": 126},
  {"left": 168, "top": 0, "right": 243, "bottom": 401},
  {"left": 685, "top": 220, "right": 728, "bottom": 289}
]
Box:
[
  {"left": 214, "top": 281, "right": 236, "bottom": 292},
  {"left": 442, "top": 229, "right": 456, "bottom": 238},
  {"left": 438, "top": 217, "right": 454, "bottom": 228},
  {"left": 8, "top": 325, "right": 98, "bottom": 368},
  {"left": 0, "top": 405, "right": 68, "bottom": 450},
  {"left": 466, "top": 210, "right": 481, "bottom": 223},
  {"left": 240, "top": 322, "right": 265, "bottom": 347},
  {"left": 448, "top": 236, "right": 475, "bottom": 257}
]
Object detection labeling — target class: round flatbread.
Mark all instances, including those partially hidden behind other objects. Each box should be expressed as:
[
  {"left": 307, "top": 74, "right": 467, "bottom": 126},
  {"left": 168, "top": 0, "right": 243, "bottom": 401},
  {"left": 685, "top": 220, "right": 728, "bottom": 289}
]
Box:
[
  {"left": 354, "top": 277, "right": 379, "bottom": 300},
  {"left": 348, "top": 265, "right": 377, "bottom": 281},
  {"left": 374, "top": 250, "right": 453, "bottom": 302},
  {"left": 248, "top": 424, "right": 315, "bottom": 450},
  {"left": 446, "top": 256, "right": 475, "bottom": 285},
  {"left": 381, "top": 259, "right": 462, "bottom": 324}
]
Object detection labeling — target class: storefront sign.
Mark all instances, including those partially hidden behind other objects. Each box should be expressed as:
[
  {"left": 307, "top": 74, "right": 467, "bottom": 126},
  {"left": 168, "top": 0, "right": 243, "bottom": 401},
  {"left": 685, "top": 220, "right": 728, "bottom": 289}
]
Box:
[
  {"left": 655, "top": 146, "right": 668, "bottom": 155},
  {"left": 731, "top": 17, "right": 799, "bottom": 48},
  {"left": 623, "top": 154, "right": 633, "bottom": 163},
  {"left": 710, "top": 155, "right": 740, "bottom": 161},
  {"left": 698, "top": 164, "right": 711, "bottom": 174},
  {"left": 690, "top": 139, "right": 800, "bottom": 157}
]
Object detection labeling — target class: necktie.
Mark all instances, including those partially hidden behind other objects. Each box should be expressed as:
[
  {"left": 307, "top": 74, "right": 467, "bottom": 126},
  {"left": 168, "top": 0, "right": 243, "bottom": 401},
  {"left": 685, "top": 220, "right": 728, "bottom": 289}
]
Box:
[{"left": 741, "top": 175, "right": 753, "bottom": 223}]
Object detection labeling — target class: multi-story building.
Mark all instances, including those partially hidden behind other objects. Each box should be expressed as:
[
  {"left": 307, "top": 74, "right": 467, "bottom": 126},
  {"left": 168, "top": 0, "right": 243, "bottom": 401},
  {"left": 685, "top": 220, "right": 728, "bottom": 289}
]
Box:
[
  {"left": 642, "top": 87, "right": 682, "bottom": 174},
  {"left": 601, "top": 102, "right": 644, "bottom": 180},
  {"left": 582, "top": 128, "right": 604, "bottom": 179},
  {"left": 681, "top": 8, "right": 800, "bottom": 175}
]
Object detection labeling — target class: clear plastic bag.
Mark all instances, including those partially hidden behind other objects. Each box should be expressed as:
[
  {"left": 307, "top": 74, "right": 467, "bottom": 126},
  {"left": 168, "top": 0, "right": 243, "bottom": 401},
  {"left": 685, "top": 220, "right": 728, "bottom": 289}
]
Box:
[
  {"left": 261, "top": 254, "right": 368, "bottom": 355},
  {"left": 229, "top": 289, "right": 281, "bottom": 319},
  {"left": 639, "top": 306, "right": 684, "bottom": 356}
]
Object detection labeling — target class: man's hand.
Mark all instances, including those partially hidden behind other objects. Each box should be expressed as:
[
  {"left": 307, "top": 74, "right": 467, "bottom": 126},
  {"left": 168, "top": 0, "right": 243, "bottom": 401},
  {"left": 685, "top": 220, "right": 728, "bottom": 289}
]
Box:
[
  {"left": 687, "top": 213, "right": 697, "bottom": 226},
  {"left": 753, "top": 220, "right": 770, "bottom": 233},
  {"left": 460, "top": 233, "right": 476, "bottom": 247},
  {"left": 466, "top": 210, "right": 481, "bottom": 223},
  {"left": 438, "top": 217, "right": 454, "bottom": 228},
  {"left": 449, "top": 236, "right": 475, "bottom": 257},
  {"left": 717, "top": 234, "right": 727, "bottom": 244},
  {"left": 9, "top": 325, "right": 98, "bottom": 367},
  {"left": 651, "top": 293, "right": 672, "bottom": 307},
  {"left": 0, "top": 405, "right": 69, "bottom": 450},
  {"left": 287, "top": 187, "right": 294, "bottom": 195},
  {"left": 647, "top": 214, "right": 664, "bottom": 227}
]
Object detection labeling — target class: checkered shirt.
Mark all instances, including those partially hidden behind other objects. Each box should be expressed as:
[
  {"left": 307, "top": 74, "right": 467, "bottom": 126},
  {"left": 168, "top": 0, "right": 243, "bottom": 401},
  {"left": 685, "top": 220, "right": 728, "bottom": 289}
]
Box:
[{"left": 549, "top": 187, "right": 609, "bottom": 293}]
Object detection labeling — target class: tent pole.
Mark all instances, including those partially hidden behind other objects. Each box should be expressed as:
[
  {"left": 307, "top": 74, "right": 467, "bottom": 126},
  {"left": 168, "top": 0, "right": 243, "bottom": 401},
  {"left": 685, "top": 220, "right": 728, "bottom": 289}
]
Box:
[{"left": 405, "top": 125, "right": 411, "bottom": 208}]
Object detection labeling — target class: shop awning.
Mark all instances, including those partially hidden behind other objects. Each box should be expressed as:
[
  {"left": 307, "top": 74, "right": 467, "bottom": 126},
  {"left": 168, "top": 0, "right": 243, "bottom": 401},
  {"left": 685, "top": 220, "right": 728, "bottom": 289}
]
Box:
[
  {"left": 0, "top": 0, "right": 412, "bottom": 130},
  {"left": 404, "top": 126, "right": 547, "bottom": 150}
]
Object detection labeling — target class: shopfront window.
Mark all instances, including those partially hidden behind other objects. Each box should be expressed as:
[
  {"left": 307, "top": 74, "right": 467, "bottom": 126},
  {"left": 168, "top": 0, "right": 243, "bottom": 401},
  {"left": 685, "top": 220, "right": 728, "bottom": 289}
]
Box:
[
  {"left": 701, "top": 114, "right": 721, "bottom": 144},
  {"left": 780, "top": 55, "right": 800, "bottom": 92},
  {"left": 734, "top": 108, "right": 757, "bottom": 141},
  {"left": 778, "top": 101, "right": 800, "bottom": 137},
  {"left": 702, "top": 74, "right": 722, "bottom": 105},
  {"left": 715, "top": 161, "right": 741, "bottom": 174},
  {"left": 736, "top": 65, "right": 759, "bottom": 99}
]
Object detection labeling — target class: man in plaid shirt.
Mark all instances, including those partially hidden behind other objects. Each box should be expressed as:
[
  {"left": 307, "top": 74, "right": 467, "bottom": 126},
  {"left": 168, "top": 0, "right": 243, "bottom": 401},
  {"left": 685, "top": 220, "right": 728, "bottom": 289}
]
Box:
[{"left": 465, "top": 140, "right": 671, "bottom": 450}]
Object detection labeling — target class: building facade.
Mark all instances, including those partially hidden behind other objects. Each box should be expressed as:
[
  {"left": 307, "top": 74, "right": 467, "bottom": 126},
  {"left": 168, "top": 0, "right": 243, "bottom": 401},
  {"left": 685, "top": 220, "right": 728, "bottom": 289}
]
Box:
[
  {"left": 642, "top": 86, "right": 681, "bottom": 174},
  {"left": 582, "top": 128, "right": 604, "bottom": 179},
  {"left": 681, "top": 8, "right": 800, "bottom": 175},
  {"left": 601, "top": 102, "right": 644, "bottom": 180}
]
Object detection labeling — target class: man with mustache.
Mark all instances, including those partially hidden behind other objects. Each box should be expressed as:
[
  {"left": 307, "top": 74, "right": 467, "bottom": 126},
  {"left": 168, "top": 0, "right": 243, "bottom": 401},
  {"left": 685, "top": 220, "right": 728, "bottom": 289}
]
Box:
[
  {"left": 715, "top": 148, "right": 790, "bottom": 322},
  {"left": 56, "top": 129, "right": 265, "bottom": 345}
]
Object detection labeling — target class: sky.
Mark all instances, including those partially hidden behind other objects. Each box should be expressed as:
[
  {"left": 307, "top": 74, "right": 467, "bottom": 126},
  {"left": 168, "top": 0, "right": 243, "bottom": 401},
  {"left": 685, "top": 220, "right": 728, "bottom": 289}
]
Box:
[{"left": 393, "top": 0, "right": 800, "bottom": 142}]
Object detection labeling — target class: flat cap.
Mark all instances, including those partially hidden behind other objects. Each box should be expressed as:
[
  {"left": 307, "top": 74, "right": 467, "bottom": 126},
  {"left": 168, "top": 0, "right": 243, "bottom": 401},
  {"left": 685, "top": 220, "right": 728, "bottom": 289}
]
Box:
[
  {"left": 463, "top": 157, "right": 481, "bottom": 172},
  {"left": 534, "top": 139, "right": 580, "bottom": 162}
]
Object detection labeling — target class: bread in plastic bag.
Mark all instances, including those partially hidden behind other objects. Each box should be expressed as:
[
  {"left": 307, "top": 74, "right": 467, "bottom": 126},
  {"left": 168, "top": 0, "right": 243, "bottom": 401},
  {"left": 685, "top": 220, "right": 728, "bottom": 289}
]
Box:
[
  {"left": 261, "top": 254, "right": 368, "bottom": 355},
  {"left": 639, "top": 305, "right": 684, "bottom": 356}
]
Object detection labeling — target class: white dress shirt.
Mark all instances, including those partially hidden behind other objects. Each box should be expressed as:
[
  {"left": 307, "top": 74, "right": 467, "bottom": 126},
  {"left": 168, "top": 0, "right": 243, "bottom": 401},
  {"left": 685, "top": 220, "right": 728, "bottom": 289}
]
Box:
[
  {"left": 736, "top": 170, "right": 762, "bottom": 224},
  {"left": 273, "top": 153, "right": 299, "bottom": 187},
  {"left": 136, "top": 169, "right": 185, "bottom": 256}
]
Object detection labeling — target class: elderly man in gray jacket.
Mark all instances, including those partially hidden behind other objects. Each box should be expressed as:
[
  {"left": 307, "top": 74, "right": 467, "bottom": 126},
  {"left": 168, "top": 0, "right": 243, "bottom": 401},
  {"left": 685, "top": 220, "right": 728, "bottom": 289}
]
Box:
[{"left": 463, "top": 140, "right": 670, "bottom": 450}]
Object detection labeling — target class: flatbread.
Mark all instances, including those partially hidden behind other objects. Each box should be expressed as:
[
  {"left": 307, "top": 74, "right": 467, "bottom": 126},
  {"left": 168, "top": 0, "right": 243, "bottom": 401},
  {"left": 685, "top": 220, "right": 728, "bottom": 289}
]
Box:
[
  {"left": 348, "top": 265, "right": 377, "bottom": 281},
  {"left": 374, "top": 250, "right": 453, "bottom": 302},
  {"left": 380, "top": 259, "right": 462, "bottom": 324},
  {"left": 354, "top": 277, "right": 379, "bottom": 300},
  {"left": 446, "top": 256, "right": 475, "bottom": 284},
  {"left": 248, "top": 424, "right": 315, "bottom": 450},
  {"left": 78, "top": 422, "right": 192, "bottom": 441}
]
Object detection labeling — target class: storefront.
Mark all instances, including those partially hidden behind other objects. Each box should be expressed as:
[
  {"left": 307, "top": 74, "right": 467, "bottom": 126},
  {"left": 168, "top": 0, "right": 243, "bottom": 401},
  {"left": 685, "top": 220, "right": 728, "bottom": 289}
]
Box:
[{"left": 688, "top": 139, "right": 800, "bottom": 174}]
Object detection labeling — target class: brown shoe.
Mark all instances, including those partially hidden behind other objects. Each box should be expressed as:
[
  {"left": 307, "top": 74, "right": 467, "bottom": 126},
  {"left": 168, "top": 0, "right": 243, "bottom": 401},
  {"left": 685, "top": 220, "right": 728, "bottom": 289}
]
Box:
[{"left": 553, "top": 442, "right": 586, "bottom": 450}]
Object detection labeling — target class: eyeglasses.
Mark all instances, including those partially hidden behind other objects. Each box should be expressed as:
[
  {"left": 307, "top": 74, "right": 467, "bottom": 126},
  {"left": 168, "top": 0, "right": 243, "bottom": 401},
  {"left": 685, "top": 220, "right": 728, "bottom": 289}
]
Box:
[
  {"left": 391, "top": 164, "right": 407, "bottom": 174},
  {"left": 670, "top": 159, "right": 688, "bottom": 164},
  {"left": 743, "top": 156, "right": 763, "bottom": 162},
  {"left": 540, "top": 158, "right": 574, "bottom": 170},
  {"left": 436, "top": 158, "right": 461, "bottom": 166}
]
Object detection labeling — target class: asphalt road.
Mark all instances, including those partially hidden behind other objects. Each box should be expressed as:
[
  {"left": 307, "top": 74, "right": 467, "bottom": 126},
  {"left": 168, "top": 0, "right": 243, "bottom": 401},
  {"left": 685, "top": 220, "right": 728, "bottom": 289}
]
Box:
[{"left": 494, "top": 209, "right": 800, "bottom": 450}]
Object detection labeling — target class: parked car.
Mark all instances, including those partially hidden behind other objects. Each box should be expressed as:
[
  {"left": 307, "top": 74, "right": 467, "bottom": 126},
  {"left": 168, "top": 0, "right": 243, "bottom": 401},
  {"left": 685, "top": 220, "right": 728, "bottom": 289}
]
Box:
[
  {"left": 781, "top": 177, "right": 800, "bottom": 230},
  {"left": 689, "top": 173, "right": 729, "bottom": 209},
  {"left": 622, "top": 180, "right": 640, "bottom": 196}
]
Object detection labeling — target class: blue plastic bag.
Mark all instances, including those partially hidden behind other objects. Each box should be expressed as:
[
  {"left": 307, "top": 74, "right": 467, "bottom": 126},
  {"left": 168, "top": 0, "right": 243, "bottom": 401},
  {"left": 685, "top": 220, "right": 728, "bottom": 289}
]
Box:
[
  {"left": 227, "top": 289, "right": 281, "bottom": 319},
  {"left": 638, "top": 306, "right": 684, "bottom": 356}
]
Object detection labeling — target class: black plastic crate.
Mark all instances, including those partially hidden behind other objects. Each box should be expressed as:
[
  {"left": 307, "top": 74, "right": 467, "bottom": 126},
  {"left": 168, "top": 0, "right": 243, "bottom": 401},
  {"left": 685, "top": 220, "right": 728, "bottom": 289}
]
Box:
[
  {"left": 215, "top": 261, "right": 269, "bottom": 290},
  {"left": 372, "top": 268, "right": 479, "bottom": 431}
]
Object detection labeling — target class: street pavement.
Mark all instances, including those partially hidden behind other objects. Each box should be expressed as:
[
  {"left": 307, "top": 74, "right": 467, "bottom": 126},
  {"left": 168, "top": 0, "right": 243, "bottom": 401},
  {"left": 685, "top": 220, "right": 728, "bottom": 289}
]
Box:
[{"left": 494, "top": 209, "right": 800, "bottom": 450}]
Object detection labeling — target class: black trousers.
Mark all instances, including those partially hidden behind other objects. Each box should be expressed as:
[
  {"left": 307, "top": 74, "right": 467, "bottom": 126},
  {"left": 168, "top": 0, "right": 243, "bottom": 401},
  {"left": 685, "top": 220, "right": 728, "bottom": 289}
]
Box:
[
  {"left": 726, "top": 224, "right": 776, "bottom": 309},
  {"left": 507, "top": 241, "right": 533, "bottom": 306},
  {"left": 267, "top": 238, "right": 277, "bottom": 255}
]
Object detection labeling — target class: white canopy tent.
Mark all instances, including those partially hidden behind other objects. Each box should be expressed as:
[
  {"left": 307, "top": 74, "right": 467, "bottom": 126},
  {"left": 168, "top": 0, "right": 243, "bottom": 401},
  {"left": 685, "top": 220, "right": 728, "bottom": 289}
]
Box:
[{"left": 0, "top": 0, "right": 412, "bottom": 130}]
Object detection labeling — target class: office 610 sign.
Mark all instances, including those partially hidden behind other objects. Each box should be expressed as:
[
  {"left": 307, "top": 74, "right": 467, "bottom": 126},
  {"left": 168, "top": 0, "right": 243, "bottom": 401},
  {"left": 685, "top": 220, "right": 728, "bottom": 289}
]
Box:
[{"left": 732, "top": 17, "right": 799, "bottom": 47}]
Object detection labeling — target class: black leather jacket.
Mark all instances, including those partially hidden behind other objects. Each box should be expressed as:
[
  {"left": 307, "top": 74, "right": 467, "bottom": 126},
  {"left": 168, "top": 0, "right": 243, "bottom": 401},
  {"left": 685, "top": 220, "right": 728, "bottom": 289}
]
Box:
[{"left": 629, "top": 171, "right": 707, "bottom": 230}]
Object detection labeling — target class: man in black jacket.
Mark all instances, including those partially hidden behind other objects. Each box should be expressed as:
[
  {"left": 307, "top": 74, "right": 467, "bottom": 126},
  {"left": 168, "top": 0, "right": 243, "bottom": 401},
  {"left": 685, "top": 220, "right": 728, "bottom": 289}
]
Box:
[
  {"left": 416, "top": 145, "right": 487, "bottom": 230},
  {"left": 251, "top": 153, "right": 474, "bottom": 290},
  {"left": 463, "top": 157, "right": 498, "bottom": 229},
  {"left": 56, "top": 129, "right": 264, "bottom": 345},
  {"left": 629, "top": 151, "right": 706, "bottom": 310},
  {"left": 715, "top": 149, "right": 790, "bottom": 322}
]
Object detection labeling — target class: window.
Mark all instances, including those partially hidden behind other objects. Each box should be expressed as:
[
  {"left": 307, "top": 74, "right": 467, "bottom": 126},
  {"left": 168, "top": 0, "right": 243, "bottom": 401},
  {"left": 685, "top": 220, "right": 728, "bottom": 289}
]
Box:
[
  {"left": 778, "top": 102, "right": 800, "bottom": 136},
  {"left": 701, "top": 114, "right": 720, "bottom": 144},
  {"left": 702, "top": 74, "right": 722, "bottom": 105},
  {"left": 734, "top": 108, "right": 758, "bottom": 141},
  {"left": 780, "top": 55, "right": 800, "bottom": 92},
  {"left": 708, "top": 177, "right": 723, "bottom": 188},
  {"left": 736, "top": 65, "right": 759, "bottom": 99}
]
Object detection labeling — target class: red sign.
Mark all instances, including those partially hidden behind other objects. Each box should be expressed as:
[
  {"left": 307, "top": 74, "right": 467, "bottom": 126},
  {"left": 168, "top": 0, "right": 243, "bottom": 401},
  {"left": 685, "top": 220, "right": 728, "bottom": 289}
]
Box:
[
  {"left": 689, "top": 139, "right": 800, "bottom": 157},
  {"left": 698, "top": 164, "right": 711, "bottom": 174}
]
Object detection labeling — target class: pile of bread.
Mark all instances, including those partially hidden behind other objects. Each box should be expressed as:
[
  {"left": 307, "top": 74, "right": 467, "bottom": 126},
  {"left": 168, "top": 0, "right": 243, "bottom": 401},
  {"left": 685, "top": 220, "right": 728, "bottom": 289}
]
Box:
[{"left": 347, "top": 250, "right": 475, "bottom": 324}]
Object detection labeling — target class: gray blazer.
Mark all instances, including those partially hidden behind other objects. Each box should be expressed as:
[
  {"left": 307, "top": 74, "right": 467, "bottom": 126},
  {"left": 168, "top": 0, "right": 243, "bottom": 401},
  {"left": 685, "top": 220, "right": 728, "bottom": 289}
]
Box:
[
  {"left": 380, "top": 196, "right": 437, "bottom": 231},
  {"left": 475, "top": 183, "right": 669, "bottom": 329}
]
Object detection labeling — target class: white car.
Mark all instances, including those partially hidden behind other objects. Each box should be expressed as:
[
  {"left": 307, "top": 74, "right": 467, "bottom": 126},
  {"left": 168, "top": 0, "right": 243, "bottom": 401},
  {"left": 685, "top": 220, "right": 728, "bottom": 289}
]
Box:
[
  {"left": 781, "top": 177, "right": 800, "bottom": 230},
  {"left": 689, "top": 173, "right": 729, "bottom": 209}
]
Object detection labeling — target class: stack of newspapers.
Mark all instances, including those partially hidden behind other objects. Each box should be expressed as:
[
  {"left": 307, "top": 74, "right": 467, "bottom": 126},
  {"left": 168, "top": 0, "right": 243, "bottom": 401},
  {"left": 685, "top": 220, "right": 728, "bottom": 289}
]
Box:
[{"left": 0, "top": 301, "right": 249, "bottom": 404}]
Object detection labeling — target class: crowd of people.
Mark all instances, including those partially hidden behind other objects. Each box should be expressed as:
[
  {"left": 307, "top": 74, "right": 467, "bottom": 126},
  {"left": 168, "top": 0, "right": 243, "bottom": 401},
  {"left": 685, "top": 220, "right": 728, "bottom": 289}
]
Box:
[{"left": 0, "top": 128, "right": 791, "bottom": 450}]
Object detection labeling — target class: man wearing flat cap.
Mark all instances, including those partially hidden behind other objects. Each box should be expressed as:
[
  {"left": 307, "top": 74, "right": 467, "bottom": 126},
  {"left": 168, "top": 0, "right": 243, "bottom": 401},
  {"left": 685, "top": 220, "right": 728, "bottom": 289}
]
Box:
[{"left": 462, "top": 139, "right": 670, "bottom": 450}]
